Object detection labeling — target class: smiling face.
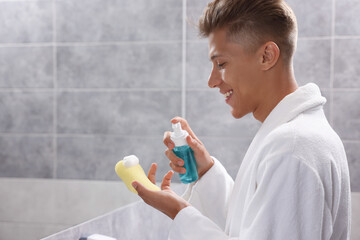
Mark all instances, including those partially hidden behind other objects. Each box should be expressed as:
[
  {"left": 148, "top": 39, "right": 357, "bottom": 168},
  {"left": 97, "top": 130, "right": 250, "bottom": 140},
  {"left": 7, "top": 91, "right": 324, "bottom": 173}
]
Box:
[{"left": 208, "top": 28, "right": 264, "bottom": 119}]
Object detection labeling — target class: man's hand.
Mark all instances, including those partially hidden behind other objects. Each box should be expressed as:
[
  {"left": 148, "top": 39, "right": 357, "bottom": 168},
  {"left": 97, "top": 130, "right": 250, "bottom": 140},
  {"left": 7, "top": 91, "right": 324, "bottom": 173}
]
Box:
[
  {"left": 132, "top": 163, "right": 190, "bottom": 219},
  {"left": 163, "top": 117, "right": 214, "bottom": 179}
]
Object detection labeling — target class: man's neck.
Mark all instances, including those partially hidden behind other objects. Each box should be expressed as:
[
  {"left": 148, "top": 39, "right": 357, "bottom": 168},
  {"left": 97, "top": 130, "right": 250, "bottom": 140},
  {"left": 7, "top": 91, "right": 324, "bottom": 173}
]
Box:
[{"left": 253, "top": 66, "right": 298, "bottom": 123}]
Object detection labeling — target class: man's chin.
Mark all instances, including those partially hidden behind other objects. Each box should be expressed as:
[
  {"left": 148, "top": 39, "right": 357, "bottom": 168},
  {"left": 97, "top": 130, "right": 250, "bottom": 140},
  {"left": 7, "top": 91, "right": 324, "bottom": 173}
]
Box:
[{"left": 230, "top": 109, "right": 247, "bottom": 119}]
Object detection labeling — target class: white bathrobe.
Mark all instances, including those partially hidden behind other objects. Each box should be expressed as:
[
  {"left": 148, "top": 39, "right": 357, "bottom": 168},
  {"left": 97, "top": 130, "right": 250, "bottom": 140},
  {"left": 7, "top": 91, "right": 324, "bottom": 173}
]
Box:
[{"left": 168, "top": 83, "right": 351, "bottom": 240}]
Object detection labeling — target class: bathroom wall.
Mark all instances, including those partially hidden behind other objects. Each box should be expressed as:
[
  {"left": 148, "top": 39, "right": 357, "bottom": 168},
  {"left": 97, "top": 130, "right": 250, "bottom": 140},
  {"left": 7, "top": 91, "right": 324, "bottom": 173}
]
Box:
[{"left": 0, "top": 0, "right": 359, "bottom": 239}]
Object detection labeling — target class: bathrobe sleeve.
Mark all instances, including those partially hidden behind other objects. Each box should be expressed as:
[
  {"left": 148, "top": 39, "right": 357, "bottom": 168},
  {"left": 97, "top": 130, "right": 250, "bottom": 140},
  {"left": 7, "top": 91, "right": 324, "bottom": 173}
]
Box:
[
  {"left": 180, "top": 157, "right": 234, "bottom": 230},
  {"left": 169, "top": 151, "right": 329, "bottom": 239}
]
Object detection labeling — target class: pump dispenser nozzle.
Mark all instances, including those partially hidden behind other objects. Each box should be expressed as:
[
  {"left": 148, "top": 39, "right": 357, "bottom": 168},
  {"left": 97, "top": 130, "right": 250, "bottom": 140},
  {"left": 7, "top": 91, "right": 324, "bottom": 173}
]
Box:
[
  {"left": 172, "top": 122, "right": 183, "bottom": 135},
  {"left": 171, "top": 122, "right": 188, "bottom": 147}
]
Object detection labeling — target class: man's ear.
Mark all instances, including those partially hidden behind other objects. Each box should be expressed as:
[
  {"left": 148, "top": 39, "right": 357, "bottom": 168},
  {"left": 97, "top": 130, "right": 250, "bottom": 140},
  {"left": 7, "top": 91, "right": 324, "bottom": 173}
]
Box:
[{"left": 260, "top": 41, "right": 280, "bottom": 70}]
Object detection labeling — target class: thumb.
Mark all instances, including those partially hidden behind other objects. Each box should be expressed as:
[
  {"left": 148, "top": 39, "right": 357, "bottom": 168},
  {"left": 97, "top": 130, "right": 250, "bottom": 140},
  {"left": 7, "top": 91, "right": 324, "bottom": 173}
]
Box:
[{"left": 132, "top": 181, "right": 150, "bottom": 197}]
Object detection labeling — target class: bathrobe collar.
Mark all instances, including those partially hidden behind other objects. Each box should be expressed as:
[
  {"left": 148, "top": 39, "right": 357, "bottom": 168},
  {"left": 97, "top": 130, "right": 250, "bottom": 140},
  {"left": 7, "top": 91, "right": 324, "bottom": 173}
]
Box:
[
  {"left": 243, "top": 83, "right": 326, "bottom": 165},
  {"left": 246, "top": 83, "right": 326, "bottom": 159},
  {"left": 259, "top": 82, "right": 326, "bottom": 137}
]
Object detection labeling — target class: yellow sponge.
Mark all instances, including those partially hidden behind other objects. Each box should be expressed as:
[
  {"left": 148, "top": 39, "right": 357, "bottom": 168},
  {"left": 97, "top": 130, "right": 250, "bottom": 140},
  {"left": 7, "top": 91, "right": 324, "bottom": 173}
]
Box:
[{"left": 115, "top": 155, "right": 160, "bottom": 194}]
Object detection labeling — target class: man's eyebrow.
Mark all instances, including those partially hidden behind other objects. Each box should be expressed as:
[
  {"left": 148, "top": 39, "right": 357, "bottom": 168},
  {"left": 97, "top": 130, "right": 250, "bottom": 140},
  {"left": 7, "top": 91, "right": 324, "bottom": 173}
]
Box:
[{"left": 209, "top": 54, "right": 224, "bottom": 61}]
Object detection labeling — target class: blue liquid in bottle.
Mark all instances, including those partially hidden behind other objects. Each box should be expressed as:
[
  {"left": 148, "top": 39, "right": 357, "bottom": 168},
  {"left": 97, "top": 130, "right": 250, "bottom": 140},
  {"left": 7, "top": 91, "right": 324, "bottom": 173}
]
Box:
[
  {"left": 173, "top": 145, "right": 198, "bottom": 183},
  {"left": 170, "top": 122, "right": 199, "bottom": 184}
]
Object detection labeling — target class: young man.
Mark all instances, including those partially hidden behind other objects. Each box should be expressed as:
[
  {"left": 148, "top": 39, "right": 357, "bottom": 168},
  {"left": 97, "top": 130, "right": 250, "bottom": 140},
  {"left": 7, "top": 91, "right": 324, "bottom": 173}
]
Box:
[{"left": 132, "top": 0, "right": 351, "bottom": 239}]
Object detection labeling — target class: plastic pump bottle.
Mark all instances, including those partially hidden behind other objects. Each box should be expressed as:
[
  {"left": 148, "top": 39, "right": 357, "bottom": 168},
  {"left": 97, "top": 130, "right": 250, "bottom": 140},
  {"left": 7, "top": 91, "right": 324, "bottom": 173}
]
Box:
[
  {"left": 115, "top": 155, "right": 160, "bottom": 194},
  {"left": 170, "top": 122, "right": 198, "bottom": 183}
]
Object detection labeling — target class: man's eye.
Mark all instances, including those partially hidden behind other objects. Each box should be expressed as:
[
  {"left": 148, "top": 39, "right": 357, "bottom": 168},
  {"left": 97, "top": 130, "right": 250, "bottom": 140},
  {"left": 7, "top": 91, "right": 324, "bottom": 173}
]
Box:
[{"left": 217, "top": 62, "right": 226, "bottom": 69}]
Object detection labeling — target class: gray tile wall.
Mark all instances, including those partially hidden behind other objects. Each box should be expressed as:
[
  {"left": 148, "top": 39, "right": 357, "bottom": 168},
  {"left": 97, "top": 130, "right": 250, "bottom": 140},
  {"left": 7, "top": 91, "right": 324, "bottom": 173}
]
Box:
[{"left": 0, "top": 0, "right": 359, "bottom": 192}]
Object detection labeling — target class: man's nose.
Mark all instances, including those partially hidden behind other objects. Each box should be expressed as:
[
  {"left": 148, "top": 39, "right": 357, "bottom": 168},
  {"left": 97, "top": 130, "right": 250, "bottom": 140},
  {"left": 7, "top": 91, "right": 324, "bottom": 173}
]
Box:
[{"left": 208, "top": 67, "right": 222, "bottom": 88}]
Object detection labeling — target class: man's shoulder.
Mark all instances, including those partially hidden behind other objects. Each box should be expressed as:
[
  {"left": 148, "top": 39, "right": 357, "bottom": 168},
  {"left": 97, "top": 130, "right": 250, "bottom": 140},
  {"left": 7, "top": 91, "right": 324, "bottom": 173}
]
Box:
[{"left": 263, "top": 111, "right": 345, "bottom": 162}]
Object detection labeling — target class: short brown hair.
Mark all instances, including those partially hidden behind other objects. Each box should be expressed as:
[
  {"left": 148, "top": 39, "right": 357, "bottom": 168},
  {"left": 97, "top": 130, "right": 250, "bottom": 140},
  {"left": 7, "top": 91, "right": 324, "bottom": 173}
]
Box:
[{"left": 199, "top": 0, "right": 298, "bottom": 62}]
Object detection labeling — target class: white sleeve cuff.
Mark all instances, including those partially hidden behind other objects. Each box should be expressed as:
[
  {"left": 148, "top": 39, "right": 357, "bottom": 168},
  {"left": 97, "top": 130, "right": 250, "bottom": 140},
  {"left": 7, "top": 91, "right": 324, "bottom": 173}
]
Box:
[{"left": 181, "top": 157, "right": 228, "bottom": 201}]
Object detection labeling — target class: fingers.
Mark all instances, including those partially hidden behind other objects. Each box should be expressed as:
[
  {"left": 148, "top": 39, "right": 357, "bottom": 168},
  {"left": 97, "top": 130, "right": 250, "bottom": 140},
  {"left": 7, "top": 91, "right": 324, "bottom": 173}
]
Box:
[
  {"left": 161, "top": 170, "right": 174, "bottom": 190},
  {"left": 147, "top": 163, "right": 157, "bottom": 184},
  {"left": 165, "top": 148, "right": 186, "bottom": 173},
  {"left": 169, "top": 162, "right": 186, "bottom": 174},
  {"left": 163, "top": 131, "right": 174, "bottom": 149}
]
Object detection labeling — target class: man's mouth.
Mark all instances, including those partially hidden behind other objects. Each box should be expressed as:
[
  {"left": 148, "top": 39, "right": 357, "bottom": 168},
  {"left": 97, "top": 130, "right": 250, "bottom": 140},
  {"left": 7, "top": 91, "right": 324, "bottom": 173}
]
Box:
[{"left": 224, "top": 90, "right": 233, "bottom": 101}]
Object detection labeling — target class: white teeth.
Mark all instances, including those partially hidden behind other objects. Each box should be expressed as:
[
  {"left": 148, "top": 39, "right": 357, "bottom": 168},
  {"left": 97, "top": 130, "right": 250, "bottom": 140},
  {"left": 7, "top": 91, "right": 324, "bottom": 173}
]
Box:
[{"left": 224, "top": 90, "right": 233, "bottom": 98}]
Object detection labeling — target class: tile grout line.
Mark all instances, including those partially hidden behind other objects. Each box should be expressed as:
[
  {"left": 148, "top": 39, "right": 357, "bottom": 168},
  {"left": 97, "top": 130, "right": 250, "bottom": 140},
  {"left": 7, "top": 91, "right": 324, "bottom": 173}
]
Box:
[
  {"left": 0, "top": 133, "right": 164, "bottom": 138},
  {"left": 52, "top": 0, "right": 58, "bottom": 179},
  {"left": 343, "top": 140, "right": 360, "bottom": 144},
  {"left": 0, "top": 132, "right": 359, "bottom": 143},
  {"left": 187, "top": 88, "right": 360, "bottom": 91},
  {"left": 1, "top": 36, "right": 359, "bottom": 49},
  {"left": 0, "top": 41, "right": 183, "bottom": 48},
  {"left": 0, "top": 38, "right": 358, "bottom": 49},
  {"left": 329, "top": 0, "right": 336, "bottom": 126},
  {"left": 0, "top": 88, "right": 182, "bottom": 92},
  {"left": 0, "top": 87, "right": 359, "bottom": 92},
  {"left": 0, "top": 0, "right": 47, "bottom": 2},
  {"left": 332, "top": 35, "right": 360, "bottom": 39},
  {"left": 181, "top": 0, "right": 187, "bottom": 118}
]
